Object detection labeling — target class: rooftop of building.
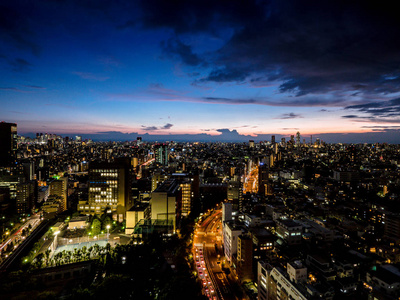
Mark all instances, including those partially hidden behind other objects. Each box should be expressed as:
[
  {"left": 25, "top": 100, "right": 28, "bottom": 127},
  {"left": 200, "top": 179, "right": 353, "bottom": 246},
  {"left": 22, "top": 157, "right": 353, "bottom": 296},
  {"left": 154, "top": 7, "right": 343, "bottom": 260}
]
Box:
[
  {"left": 278, "top": 218, "right": 301, "bottom": 228},
  {"left": 128, "top": 202, "right": 149, "bottom": 211},
  {"left": 371, "top": 265, "right": 400, "bottom": 285},
  {"left": 69, "top": 215, "right": 89, "bottom": 222},
  {"left": 288, "top": 260, "right": 305, "bottom": 269},
  {"left": 153, "top": 178, "right": 180, "bottom": 194}
]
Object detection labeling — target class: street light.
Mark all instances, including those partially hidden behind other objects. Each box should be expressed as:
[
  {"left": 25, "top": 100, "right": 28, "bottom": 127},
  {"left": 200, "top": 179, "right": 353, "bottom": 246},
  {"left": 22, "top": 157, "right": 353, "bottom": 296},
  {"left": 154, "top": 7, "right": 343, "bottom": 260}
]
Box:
[{"left": 106, "top": 225, "right": 110, "bottom": 241}]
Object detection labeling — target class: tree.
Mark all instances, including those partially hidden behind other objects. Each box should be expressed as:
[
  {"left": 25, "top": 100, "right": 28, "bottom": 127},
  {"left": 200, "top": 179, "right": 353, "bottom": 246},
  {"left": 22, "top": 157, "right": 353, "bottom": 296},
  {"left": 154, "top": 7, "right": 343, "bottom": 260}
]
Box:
[
  {"left": 45, "top": 249, "right": 51, "bottom": 266},
  {"left": 33, "top": 253, "right": 44, "bottom": 269},
  {"left": 92, "top": 219, "right": 101, "bottom": 236},
  {"left": 102, "top": 216, "right": 112, "bottom": 231}
]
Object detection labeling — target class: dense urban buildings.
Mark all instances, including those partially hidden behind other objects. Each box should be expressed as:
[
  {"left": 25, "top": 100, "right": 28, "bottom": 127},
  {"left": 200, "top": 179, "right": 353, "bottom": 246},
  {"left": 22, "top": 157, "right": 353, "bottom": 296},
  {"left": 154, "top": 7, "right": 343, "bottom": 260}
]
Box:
[{"left": 1, "top": 124, "right": 400, "bottom": 299}]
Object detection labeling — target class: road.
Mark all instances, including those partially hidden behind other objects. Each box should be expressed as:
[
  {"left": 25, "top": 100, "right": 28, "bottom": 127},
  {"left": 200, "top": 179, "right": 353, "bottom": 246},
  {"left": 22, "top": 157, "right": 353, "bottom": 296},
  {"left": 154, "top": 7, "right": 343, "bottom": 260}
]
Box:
[
  {"left": 0, "top": 218, "right": 49, "bottom": 272},
  {"left": 193, "top": 210, "right": 244, "bottom": 300},
  {"left": 0, "top": 214, "right": 42, "bottom": 254},
  {"left": 243, "top": 167, "right": 258, "bottom": 194}
]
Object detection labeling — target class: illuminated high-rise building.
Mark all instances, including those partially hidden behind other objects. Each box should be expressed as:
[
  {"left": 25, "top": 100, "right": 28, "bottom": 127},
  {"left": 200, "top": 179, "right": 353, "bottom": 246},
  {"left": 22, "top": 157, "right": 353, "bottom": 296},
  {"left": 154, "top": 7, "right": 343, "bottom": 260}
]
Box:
[
  {"left": 281, "top": 137, "right": 286, "bottom": 147},
  {"left": 150, "top": 178, "right": 180, "bottom": 233},
  {"left": 154, "top": 143, "right": 169, "bottom": 166},
  {"left": 180, "top": 179, "right": 193, "bottom": 217},
  {"left": 152, "top": 172, "right": 169, "bottom": 192},
  {"left": 16, "top": 181, "right": 35, "bottom": 214},
  {"left": 79, "top": 160, "right": 132, "bottom": 221},
  {"left": 296, "top": 131, "right": 301, "bottom": 145},
  {"left": 227, "top": 178, "right": 242, "bottom": 211},
  {"left": 50, "top": 177, "right": 68, "bottom": 212},
  {"left": 237, "top": 234, "right": 254, "bottom": 282},
  {"left": 258, "top": 164, "right": 269, "bottom": 196},
  {"left": 0, "top": 122, "right": 17, "bottom": 167}
]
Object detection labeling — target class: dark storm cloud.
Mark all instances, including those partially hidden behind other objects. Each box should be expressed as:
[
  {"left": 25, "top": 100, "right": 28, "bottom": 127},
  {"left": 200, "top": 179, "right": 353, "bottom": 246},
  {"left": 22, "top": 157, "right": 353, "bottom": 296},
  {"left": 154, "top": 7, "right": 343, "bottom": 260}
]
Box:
[
  {"left": 0, "top": 4, "right": 40, "bottom": 55},
  {"left": 138, "top": 0, "right": 263, "bottom": 34},
  {"left": 141, "top": 123, "right": 174, "bottom": 131},
  {"left": 137, "top": 0, "right": 400, "bottom": 101},
  {"left": 161, "top": 38, "right": 204, "bottom": 66},
  {"left": 199, "top": 68, "right": 248, "bottom": 83},
  {"left": 345, "top": 98, "right": 400, "bottom": 121},
  {"left": 161, "top": 123, "right": 173, "bottom": 130},
  {"left": 342, "top": 115, "right": 360, "bottom": 119},
  {"left": 278, "top": 113, "right": 302, "bottom": 119},
  {"left": 201, "top": 96, "right": 347, "bottom": 107},
  {"left": 0, "top": 87, "right": 27, "bottom": 92},
  {"left": 141, "top": 125, "right": 158, "bottom": 131},
  {"left": 203, "top": 97, "right": 258, "bottom": 105},
  {"left": 362, "top": 126, "right": 400, "bottom": 129},
  {"left": 23, "top": 85, "right": 46, "bottom": 89},
  {"left": 9, "top": 58, "right": 32, "bottom": 72}
]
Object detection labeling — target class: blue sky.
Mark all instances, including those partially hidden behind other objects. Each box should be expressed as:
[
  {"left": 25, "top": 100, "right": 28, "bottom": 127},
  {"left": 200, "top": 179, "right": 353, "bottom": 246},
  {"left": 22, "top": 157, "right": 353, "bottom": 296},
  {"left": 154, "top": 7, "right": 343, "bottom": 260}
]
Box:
[{"left": 1, "top": 1, "right": 400, "bottom": 142}]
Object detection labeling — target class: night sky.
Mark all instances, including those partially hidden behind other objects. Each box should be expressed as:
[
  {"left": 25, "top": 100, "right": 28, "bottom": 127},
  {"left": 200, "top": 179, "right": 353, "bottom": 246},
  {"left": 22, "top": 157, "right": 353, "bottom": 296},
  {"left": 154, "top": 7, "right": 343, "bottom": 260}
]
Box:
[{"left": 1, "top": 1, "right": 400, "bottom": 143}]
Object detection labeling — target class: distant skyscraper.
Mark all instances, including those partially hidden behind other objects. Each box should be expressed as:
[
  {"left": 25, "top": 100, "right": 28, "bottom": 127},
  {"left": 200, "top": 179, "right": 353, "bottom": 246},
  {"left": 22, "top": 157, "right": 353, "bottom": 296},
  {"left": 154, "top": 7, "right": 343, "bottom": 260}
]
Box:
[
  {"left": 258, "top": 164, "right": 269, "bottom": 196},
  {"left": 271, "top": 135, "right": 275, "bottom": 144},
  {"left": 249, "top": 140, "right": 255, "bottom": 148},
  {"left": 0, "top": 122, "right": 17, "bottom": 167},
  {"left": 154, "top": 143, "right": 169, "bottom": 166},
  {"left": 296, "top": 131, "right": 301, "bottom": 145}
]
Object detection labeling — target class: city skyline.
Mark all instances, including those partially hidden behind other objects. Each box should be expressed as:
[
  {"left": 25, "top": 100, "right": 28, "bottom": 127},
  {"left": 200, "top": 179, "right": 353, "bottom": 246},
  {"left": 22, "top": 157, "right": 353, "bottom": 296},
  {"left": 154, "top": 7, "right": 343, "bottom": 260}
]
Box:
[{"left": 2, "top": 1, "right": 400, "bottom": 143}]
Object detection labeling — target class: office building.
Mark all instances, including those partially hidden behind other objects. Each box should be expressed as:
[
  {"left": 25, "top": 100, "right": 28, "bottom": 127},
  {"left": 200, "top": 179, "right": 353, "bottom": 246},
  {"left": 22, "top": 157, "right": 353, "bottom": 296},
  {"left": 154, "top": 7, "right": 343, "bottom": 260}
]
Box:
[
  {"left": 237, "top": 233, "right": 253, "bottom": 282},
  {"left": 150, "top": 178, "right": 180, "bottom": 233},
  {"left": 16, "top": 181, "right": 35, "bottom": 214},
  {"left": 384, "top": 213, "right": 400, "bottom": 243},
  {"left": 154, "top": 143, "right": 169, "bottom": 166},
  {"left": 125, "top": 202, "right": 149, "bottom": 234},
  {"left": 258, "top": 164, "right": 269, "bottom": 196},
  {"left": 152, "top": 172, "right": 169, "bottom": 192},
  {"left": 79, "top": 160, "right": 132, "bottom": 221},
  {"left": 0, "top": 122, "right": 17, "bottom": 167},
  {"left": 50, "top": 177, "right": 68, "bottom": 212},
  {"left": 276, "top": 219, "right": 302, "bottom": 245},
  {"left": 224, "top": 221, "right": 246, "bottom": 263},
  {"left": 227, "top": 179, "right": 242, "bottom": 211},
  {"left": 287, "top": 261, "right": 307, "bottom": 283},
  {"left": 258, "top": 261, "right": 273, "bottom": 300},
  {"left": 266, "top": 267, "right": 308, "bottom": 300},
  {"left": 180, "top": 179, "right": 193, "bottom": 217}
]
